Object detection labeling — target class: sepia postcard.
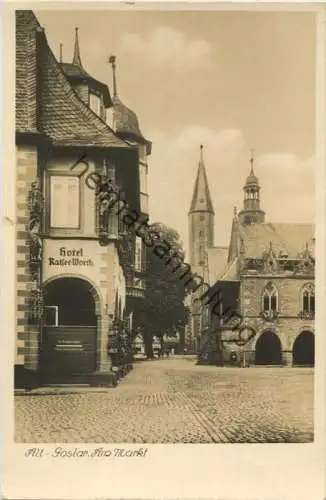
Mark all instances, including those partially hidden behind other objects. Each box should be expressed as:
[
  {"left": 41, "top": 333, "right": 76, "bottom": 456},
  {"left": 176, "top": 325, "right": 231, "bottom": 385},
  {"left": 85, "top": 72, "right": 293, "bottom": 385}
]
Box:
[{"left": 2, "top": 1, "right": 326, "bottom": 499}]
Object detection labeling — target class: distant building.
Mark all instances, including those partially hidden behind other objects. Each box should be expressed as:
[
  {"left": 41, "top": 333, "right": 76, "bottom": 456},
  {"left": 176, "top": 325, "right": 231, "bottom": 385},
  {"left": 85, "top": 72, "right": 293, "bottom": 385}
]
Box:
[
  {"left": 198, "top": 154, "right": 315, "bottom": 366},
  {"left": 185, "top": 145, "right": 215, "bottom": 351}
]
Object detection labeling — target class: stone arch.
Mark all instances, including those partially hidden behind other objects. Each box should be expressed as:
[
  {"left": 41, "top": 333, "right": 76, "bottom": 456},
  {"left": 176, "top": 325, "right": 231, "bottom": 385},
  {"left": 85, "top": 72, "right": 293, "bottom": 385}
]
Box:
[
  {"left": 293, "top": 330, "right": 315, "bottom": 366},
  {"left": 42, "top": 274, "right": 102, "bottom": 315},
  {"left": 254, "top": 330, "right": 283, "bottom": 365}
]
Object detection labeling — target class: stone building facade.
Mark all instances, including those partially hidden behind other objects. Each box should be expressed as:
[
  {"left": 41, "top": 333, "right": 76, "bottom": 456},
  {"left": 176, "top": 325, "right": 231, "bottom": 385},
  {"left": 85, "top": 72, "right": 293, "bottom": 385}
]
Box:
[
  {"left": 185, "top": 146, "right": 215, "bottom": 351},
  {"left": 194, "top": 155, "right": 315, "bottom": 366},
  {"left": 15, "top": 10, "right": 149, "bottom": 387}
]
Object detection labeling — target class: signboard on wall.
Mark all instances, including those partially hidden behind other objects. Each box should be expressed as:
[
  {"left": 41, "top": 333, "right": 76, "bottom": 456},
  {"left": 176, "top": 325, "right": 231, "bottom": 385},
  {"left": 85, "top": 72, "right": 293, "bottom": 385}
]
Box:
[
  {"left": 47, "top": 246, "right": 94, "bottom": 267},
  {"left": 43, "top": 239, "right": 102, "bottom": 284}
]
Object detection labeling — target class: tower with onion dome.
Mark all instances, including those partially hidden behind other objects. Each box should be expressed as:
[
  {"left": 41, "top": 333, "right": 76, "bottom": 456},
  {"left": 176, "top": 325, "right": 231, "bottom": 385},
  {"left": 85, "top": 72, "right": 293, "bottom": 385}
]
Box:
[{"left": 238, "top": 152, "right": 265, "bottom": 226}]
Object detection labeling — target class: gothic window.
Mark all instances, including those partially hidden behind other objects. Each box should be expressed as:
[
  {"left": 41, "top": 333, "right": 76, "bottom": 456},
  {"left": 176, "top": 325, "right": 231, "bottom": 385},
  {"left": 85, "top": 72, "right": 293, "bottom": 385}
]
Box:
[
  {"left": 302, "top": 284, "right": 315, "bottom": 314},
  {"left": 262, "top": 282, "right": 278, "bottom": 313},
  {"left": 199, "top": 230, "right": 205, "bottom": 239}
]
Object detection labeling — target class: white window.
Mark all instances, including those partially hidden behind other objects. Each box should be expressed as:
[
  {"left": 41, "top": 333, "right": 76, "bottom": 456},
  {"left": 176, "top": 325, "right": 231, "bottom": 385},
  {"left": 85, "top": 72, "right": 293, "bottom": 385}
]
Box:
[
  {"left": 138, "top": 145, "right": 147, "bottom": 162},
  {"left": 44, "top": 306, "right": 59, "bottom": 326},
  {"left": 139, "top": 163, "right": 147, "bottom": 194},
  {"left": 50, "top": 176, "right": 80, "bottom": 228},
  {"left": 89, "top": 93, "right": 101, "bottom": 116},
  {"left": 135, "top": 236, "right": 142, "bottom": 272}
]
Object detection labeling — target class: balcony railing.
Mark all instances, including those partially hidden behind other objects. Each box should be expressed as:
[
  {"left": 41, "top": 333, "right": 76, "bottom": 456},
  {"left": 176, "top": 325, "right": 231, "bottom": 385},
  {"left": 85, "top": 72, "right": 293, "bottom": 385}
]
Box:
[
  {"left": 298, "top": 310, "right": 315, "bottom": 320},
  {"left": 126, "top": 277, "right": 146, "bottom": 298}
]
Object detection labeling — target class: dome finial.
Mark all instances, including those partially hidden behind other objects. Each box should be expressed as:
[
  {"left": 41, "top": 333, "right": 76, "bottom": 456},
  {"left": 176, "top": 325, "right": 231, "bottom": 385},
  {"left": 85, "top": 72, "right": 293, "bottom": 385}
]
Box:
[
  {"left": 250, "top": 148, "right": 255, "bottom": 174},
  {"left": 59, "top": 43, "right": 63, "bottom": 63},
  {"left": 73, "top": 26, "right": 82, "bottom": 67},
  {"left": 109, "top": 55, "right": 118, "bottom": 98}
]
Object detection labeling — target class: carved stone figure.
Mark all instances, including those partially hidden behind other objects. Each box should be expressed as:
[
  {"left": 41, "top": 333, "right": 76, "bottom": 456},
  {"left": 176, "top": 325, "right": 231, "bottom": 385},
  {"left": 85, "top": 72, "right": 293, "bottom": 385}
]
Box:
[{"left": 29, "top": 218, "right": 42, "bottom": 261}]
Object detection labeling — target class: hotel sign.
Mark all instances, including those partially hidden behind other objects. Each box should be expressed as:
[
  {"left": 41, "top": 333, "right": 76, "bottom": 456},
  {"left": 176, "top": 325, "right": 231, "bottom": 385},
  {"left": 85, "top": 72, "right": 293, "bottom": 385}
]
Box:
[
  {"left": 43, "top": 240, "right": 101, "bottom": 283},
  {"left": 48, "top": 247, "right": 94, "bottom": 267}
]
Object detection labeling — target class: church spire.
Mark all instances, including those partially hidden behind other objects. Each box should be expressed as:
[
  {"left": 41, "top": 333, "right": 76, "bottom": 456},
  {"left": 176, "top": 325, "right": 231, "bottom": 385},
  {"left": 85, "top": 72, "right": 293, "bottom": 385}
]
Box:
[
  {"left": 189, "top": 145, "right": 214, "bottom": 215},
  {"left": 72, "top": 27, "right": 82, "bottom": 67}
]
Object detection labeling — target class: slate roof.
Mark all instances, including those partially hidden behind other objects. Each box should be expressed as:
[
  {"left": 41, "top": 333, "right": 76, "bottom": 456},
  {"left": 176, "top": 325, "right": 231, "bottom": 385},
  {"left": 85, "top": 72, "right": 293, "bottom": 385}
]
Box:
[
  {"left": 239, "top": 222, "right": 315, "bottom": 259},
  {"left": 60, "top": 62, "right": 112, "bottom": 108},
  {"left": 207, "top": 246, "right": 229, "bottom": 285},
  {"left": 112, "top": 96, "right": 152, "bottom": 154},
  {"left": 219, "top": 257, "right": 240, "bottom": 281},
  {"left": 16, "top": 10, "right": 129, "bottom": 149},
  {"left": 16, "top": 10, "right": 40, "bottom": 133}
]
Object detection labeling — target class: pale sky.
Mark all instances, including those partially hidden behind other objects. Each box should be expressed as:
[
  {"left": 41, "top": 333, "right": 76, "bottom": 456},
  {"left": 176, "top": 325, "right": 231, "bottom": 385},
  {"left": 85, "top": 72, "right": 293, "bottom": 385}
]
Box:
[{"left": 35, "top": 9, "right": 316, "bottom": 255}]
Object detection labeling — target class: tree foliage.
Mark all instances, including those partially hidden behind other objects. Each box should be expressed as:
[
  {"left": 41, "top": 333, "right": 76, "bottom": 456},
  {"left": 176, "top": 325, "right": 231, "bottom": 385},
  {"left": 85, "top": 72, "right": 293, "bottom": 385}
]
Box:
[{"left": 138, "top": 222, "right": 190, "bottom": 357}]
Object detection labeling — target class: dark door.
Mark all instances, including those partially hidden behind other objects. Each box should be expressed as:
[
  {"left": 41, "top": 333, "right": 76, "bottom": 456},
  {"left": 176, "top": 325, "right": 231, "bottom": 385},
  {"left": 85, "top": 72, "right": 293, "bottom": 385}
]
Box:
[
  {"left": 41, "top": 277, "right": 98, "bottom": 384},
  {"left": 41, "top": 326, "right": 97, "bottom": 384},
  {"left": 255, "top": 331, "right": 282, "bottom": 365}
]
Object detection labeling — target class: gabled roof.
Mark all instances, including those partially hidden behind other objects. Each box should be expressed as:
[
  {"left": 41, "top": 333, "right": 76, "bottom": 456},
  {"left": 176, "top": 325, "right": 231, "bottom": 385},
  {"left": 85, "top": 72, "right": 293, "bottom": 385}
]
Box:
[
  {"left": 239, "top": 223, "right": 315, "bottom": 260},
  {"left": 207, "top": 246, "right": 229, "bottom": 285},
  {"left": 189, "top": 146, "right": 214, "bottom": 214},
  {"left": 219, "top": 257, "right": 240, "bottom": 281},
  {"left": 16, "top": 10, "right": 129, "bottom": 149}
]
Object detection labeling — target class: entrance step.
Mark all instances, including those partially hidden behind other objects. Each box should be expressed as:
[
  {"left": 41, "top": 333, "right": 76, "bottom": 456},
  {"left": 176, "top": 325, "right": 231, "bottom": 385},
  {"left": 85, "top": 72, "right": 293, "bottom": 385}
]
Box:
[{"left": 14, "top": 385, "right": 114, "bottom": 396}]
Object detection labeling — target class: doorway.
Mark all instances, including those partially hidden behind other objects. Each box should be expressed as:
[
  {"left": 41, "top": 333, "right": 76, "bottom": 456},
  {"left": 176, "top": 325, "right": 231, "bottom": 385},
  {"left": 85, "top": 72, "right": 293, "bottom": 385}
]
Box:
[
  {"left": 255, "top": 331, "right": 282, "bottom": 365},
  {"left": 293, "top": 331, "right": 314, "bottom": 366},
  {"left": 41, "top": 277, "right": 98, "bottom": 384}
]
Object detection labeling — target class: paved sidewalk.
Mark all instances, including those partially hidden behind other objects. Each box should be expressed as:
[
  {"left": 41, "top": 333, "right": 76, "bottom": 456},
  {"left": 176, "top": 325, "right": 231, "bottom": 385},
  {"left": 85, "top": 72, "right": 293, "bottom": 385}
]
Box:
[{"left": 15, "top": 358, "right": 314, "bottom": 443}]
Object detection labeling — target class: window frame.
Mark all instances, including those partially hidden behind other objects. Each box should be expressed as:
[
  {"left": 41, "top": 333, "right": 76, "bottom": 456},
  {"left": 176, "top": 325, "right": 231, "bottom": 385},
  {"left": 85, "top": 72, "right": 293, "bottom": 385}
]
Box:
[
  {"left": 49, "top": 174, "right": 81, "bottom": 230},
  {"left": 262, "top": 283, "right": 278, "bottom": 313},
  {"left": 134, "top": 236, "right": 143, "bottom": 272},
  {"left": 44, "top": 306, "right": 59, "bottom": 327},
  {"left": 302, "top": 284, "right": 315, "bottom": 315},
  {"left": 89, "top": 92, "right": 101, "bottom": 116}
]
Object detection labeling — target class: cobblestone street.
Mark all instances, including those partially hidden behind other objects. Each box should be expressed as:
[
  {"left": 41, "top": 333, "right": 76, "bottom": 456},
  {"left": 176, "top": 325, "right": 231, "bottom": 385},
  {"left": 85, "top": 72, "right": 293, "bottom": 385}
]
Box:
[{"left": 15, "top": 357, "right": 314, "bottom": 443}]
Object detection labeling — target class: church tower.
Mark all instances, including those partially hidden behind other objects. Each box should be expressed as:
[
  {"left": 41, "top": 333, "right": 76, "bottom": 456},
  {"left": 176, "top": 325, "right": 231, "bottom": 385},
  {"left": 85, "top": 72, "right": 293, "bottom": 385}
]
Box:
[
  {"left": 238, "top": 152, "right": 265, "bottom": 226},
  {"left": 188, "top": 145, "right": 215, "bottom": 273}
]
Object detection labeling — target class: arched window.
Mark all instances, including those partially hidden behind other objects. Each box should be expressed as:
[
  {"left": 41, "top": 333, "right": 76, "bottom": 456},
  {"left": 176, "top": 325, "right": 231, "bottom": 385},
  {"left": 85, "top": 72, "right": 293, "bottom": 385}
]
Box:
[
  {"left": 262, "top": 282, "right": 278, "bottom": 313},
  {"left": 198, "top": 244, "right": 205, "bottom": 266},
  {"left": 302, "top": 284, "right": 315, "bottom": 315}
]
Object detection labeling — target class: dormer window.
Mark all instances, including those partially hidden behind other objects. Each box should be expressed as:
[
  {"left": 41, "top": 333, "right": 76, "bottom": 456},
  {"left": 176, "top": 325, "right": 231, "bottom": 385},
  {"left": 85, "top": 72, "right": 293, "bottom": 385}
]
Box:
[{"left": 89, "top": 93, "right": 101, "bottom": 116}]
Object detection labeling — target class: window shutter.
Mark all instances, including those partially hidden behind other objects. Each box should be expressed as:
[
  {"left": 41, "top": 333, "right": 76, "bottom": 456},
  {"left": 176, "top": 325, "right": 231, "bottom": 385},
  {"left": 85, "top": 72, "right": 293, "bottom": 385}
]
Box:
[{"left": 50, "top": 176, "right": 79, "bottom": 228}]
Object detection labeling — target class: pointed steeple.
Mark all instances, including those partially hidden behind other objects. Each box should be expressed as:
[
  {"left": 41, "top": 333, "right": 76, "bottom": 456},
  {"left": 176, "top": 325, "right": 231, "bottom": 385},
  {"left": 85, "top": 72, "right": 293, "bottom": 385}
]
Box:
[
  {"left": 189, "top": 145, "right": 214, "bottom": 214},
  {"left": 72, "top": 27, "right": 82, "bottom": 67}
]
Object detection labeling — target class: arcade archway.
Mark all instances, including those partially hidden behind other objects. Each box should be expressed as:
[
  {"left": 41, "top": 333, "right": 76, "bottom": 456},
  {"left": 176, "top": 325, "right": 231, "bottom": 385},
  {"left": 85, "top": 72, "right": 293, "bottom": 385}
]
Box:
[
  {"left": 293, "top": 331, "right": 314, "bottom": 366},
  {"left": 41, "top": 277, "right": 99, "bottom": 383},
  {"left": 255, "top": 331, "right": 282, "bottom": 365}
]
